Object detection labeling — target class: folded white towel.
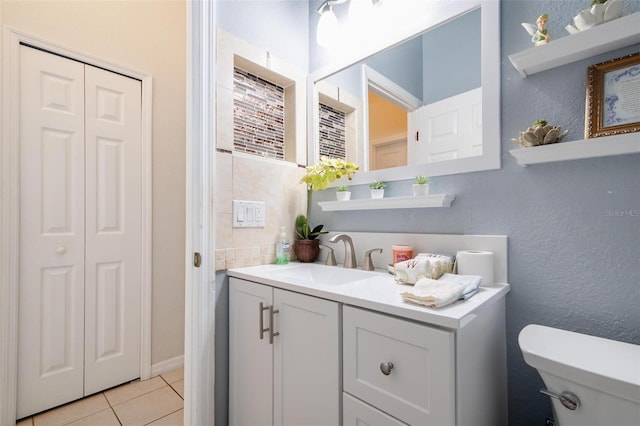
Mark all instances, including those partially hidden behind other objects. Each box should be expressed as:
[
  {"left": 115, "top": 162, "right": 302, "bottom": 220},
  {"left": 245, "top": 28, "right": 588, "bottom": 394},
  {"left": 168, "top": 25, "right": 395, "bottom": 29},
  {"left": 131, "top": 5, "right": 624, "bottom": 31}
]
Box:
[
  {"left": 438, "top": 273, "right": 482, "bottom": 300},
  {"left": 400, "top": 278, "right": 464, "bottom": 308}
]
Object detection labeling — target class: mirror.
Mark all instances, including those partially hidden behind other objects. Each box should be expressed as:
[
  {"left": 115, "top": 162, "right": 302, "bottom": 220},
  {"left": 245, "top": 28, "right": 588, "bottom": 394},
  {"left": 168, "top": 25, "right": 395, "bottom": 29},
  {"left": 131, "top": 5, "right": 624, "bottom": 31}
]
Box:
[{"left": 308, "top": 0, "right": 500, "bottom": 185}]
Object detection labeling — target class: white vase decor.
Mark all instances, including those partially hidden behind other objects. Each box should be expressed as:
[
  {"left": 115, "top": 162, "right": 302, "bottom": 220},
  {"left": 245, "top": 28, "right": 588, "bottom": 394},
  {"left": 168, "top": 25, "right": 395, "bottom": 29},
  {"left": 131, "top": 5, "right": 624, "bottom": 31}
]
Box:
[
  {"left": 413, "top": 176, "right": 429, "bottom": 196},
  {"left": 412, "top": 184, "right": 429, "bottom": 196},
  {"left": 369, "top": 181, "right": 387, "bottom": 199},
  {"left": 336, "top": 191, "right": 351, "bottom": 201},
  {"left": 565, "top": 0, "right": 624, "bottom": 34},
  {"left": 370, "top": 189, "right": 385, "bottom": 199},
  {"left": 336, "top": 185, "right": 351, "bottom": 201}
]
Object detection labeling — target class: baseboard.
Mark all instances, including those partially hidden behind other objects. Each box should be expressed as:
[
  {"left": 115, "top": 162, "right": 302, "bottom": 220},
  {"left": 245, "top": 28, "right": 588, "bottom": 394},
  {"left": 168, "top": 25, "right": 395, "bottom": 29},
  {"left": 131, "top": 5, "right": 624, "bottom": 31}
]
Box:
[{"left": 150, "top": 355, "right": 184, "bottom": 377}]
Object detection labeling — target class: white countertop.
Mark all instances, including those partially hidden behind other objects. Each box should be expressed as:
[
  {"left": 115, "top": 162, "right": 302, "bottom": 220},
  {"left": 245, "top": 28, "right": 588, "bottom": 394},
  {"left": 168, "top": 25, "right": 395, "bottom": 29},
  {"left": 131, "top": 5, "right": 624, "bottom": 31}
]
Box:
[{"left": 227, "top": 263, "right": 510, "bottom": 330}]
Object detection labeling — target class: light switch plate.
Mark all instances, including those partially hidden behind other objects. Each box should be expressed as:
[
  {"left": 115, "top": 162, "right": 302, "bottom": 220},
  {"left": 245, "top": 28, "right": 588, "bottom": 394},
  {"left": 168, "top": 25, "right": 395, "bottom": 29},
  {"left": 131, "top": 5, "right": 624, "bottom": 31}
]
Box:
[{"left": 233, "top": 200, "right": 266, "bottom": 228}]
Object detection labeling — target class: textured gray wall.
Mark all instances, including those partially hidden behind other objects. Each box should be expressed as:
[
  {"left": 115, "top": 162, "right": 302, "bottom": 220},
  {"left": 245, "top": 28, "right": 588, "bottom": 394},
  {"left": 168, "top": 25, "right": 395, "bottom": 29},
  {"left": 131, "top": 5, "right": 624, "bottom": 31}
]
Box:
[{"left": 311, "top": 1, "right": 640, "bottom": 424}]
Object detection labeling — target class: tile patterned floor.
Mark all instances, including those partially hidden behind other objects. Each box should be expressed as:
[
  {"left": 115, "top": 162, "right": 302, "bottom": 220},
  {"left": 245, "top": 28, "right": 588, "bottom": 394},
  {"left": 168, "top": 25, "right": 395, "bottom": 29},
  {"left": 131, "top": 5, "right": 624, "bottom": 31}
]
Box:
[{"left": 17, "top": 368, "right": 184, "bottom": 426}]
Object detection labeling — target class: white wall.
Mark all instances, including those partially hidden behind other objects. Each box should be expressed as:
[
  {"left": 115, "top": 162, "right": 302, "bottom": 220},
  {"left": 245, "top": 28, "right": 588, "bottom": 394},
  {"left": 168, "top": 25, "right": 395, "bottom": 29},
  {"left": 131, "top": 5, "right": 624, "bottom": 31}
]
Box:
[{"left": 1, "top": 0, "right": 186, "bottom": 365}]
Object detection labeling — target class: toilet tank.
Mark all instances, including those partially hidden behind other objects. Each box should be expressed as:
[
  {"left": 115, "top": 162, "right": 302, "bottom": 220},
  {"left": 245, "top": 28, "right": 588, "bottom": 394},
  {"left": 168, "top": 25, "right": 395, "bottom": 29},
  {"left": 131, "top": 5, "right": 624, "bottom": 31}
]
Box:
[{"left": 519, "top": 324, "right": 640, "bottom": 426}]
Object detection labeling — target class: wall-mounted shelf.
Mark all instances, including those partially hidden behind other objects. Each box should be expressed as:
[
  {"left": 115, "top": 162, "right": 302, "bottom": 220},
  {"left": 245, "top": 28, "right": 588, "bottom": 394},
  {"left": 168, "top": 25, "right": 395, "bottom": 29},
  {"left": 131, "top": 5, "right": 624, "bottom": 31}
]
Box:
[
  {"left": 509, "top": 132, "right": 640, "bottom": 166},
  {"left": 508, "top": 12, "right": 640, "bottom": 77},
  {"left": 317, "top": 194, "right": 455, "bottom": 211}
]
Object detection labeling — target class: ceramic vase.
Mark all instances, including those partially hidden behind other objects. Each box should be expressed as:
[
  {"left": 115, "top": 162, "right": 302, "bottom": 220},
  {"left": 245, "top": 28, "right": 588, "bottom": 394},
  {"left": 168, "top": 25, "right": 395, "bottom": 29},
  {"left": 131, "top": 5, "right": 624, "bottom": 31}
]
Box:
[
  {"left": 336, "top": 191, "right": 351, "bottom": 201},
  {"left": 295, "top": 239, "right": 320, "bottom": 263},
  {"left": 370, "top": 189, "right": 385, "bottom": 199},
  {"left": 412, "top": 184, "right": 429, "bottom": 196}
]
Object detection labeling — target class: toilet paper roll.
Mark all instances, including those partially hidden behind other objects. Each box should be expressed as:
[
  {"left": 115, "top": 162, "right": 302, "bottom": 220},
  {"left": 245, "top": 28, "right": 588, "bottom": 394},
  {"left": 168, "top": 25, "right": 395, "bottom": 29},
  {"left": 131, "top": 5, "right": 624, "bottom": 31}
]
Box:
[{"left": 456, "top": 250, "right": 494, "bottom": 286}]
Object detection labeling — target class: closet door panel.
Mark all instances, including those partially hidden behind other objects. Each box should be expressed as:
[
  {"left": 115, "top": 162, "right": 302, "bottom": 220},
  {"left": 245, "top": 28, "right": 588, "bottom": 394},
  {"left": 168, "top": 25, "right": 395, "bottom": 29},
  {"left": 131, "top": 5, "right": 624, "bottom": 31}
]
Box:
[
  {"left": 84, "top": 65, "right": 142, "bottom": 394},
  {"left": 18, "top": 45, "right": 86, "bottom": 419}
]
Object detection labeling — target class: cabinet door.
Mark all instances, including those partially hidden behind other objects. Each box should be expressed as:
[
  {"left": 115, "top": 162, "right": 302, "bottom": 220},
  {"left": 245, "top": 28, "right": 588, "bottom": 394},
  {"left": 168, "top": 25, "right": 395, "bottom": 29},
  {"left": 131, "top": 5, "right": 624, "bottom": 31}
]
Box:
[
  {"left": 343, "top": 306, "right": 455, "bottom": 425},
  {"left": 273, "top": 289, "right": 340, "bottom": 426},
  {"left": 343, "top": 393, "right": 408, "bottom": 426},
  {"left": 229, "top": 278, "right": 273, "bottom": 426}
]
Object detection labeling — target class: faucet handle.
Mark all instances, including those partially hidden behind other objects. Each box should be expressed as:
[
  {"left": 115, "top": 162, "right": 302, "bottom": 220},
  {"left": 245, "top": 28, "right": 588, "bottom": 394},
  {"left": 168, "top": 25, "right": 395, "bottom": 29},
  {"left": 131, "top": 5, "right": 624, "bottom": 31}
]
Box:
[
  {"left": 319, "top": 244, "right": 337, "bottom": 266},
  {"left": 363, "top": 248, "right": 383, "bottom": 271}
]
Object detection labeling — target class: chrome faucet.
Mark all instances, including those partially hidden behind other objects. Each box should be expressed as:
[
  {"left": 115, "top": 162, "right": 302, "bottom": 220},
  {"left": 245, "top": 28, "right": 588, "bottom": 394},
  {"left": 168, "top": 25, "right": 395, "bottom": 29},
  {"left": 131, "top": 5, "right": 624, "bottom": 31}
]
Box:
[{"left": 329, "top": 233, "right": 357, "bottom": 268}]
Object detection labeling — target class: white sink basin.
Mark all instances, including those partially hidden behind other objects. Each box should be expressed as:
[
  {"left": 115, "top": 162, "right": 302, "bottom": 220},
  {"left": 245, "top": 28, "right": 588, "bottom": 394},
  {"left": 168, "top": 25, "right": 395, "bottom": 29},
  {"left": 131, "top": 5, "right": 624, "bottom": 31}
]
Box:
[{"left": 260, "top": 263, "right": 380, "bottom": 286}]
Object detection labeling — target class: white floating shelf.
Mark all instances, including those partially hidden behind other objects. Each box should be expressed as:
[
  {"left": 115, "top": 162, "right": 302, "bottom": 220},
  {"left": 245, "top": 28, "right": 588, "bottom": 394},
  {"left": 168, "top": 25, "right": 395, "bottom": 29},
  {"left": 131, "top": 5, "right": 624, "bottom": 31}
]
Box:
[
  {"left": 509, "top": 12, "right": 640, "bottom": 77},
  {"left": 509, "top": 132, "right": 640, "bottom": 166},
  {"left": 317, "top": 194, "right": 455, "bottom": 211}
]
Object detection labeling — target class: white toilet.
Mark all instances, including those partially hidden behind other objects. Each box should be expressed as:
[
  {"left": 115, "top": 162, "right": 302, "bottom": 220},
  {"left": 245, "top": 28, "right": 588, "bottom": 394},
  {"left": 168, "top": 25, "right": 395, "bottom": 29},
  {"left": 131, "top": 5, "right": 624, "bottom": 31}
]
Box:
[{"left": 518, "top": 324, "right": 640, "bottom": 426}]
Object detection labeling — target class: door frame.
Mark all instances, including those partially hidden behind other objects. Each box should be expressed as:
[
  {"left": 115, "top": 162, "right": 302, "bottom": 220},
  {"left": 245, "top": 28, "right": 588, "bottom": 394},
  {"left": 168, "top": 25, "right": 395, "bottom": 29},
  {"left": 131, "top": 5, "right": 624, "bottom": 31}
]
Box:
[
  {"left": 184, "top": 1, "right": 217, "bottom": 424},
  {"left": 0, "top": 28, "right": 153, "bottom": 424}
]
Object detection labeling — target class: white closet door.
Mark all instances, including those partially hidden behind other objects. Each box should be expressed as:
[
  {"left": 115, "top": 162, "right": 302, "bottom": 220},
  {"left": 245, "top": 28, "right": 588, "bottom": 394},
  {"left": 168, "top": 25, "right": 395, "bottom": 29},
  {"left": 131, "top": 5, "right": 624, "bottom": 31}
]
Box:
[
  {"left": 18, "top": 46, "right": 86, "bottom": 419},
  {"left": 83, "top": 65, "right": 142, "bottom": 394},
  {"left": 18, "top": 46, "right": 143, "bottom": 418}
]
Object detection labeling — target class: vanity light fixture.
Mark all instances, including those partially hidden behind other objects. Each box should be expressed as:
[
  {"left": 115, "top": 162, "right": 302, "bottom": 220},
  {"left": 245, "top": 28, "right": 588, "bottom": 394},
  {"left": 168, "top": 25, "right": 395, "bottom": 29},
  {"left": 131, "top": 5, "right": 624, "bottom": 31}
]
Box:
[
  {"left": 317, "top": 0, "right": 383, "bottom": 47},
  {"left": 317, "top": 1, "right": 341, "bottom": 47}
]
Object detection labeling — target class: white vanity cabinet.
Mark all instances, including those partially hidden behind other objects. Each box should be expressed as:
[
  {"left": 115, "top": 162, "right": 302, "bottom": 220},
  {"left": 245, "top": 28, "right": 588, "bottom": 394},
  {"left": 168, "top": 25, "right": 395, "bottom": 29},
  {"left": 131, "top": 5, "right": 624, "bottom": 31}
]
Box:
[
  {"left": 228, "top": 277, "right": 340, "bottom": 426},
  {"left": 228, "top": 256, "right": 509, "bottom": 426}
]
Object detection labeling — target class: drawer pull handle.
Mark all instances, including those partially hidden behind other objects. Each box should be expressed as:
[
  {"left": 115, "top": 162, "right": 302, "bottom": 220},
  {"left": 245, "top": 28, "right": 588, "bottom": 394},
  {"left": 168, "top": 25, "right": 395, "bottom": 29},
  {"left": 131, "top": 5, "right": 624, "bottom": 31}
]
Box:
[{"left": 380, "top": 361, "right": 394, "bottom": 376}]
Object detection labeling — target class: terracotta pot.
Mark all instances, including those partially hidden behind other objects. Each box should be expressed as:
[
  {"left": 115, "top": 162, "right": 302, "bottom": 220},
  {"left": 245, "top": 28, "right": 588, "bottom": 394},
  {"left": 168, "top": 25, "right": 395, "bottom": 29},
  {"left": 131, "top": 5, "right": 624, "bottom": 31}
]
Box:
[{"left": 295, "top": 239, "right": 320, "bottom": 263}]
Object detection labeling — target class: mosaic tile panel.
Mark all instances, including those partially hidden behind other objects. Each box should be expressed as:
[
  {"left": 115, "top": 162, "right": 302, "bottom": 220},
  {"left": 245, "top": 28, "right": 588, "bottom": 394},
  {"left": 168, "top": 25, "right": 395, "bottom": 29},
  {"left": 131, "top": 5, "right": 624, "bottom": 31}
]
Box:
[
  {"left": 318, "top": 103, "right": 346, "bottom": 159},
  {"left": 233, "top": 68, "right": 285, "bottom": 159}
]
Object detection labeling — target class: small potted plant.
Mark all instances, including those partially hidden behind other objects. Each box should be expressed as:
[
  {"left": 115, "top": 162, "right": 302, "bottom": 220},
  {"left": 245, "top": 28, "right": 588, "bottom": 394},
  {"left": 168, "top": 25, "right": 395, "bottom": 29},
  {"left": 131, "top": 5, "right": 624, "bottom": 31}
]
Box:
[
  {"left": 336, "top": 185, "right": 351, "bottom": 201},
  {"left": 413, "top": 175, "right": 429, "bottom": 196},
  {"left": 369, "top": 181, "right": 387, "bottom": 199}
]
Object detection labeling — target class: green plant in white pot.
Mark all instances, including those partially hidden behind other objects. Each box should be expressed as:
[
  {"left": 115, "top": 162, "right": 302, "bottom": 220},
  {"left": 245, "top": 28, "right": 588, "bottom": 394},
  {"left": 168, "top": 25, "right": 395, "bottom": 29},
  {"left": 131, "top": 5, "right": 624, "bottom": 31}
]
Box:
[
  {"left": 369, "top": 180, "right": 387, "bottom": 199},
  {"left": 413, "top": 175, "right": 429, "bottom": 196},
  {"left": 336, "top": 185, "right": 351, "bottom": 201}
]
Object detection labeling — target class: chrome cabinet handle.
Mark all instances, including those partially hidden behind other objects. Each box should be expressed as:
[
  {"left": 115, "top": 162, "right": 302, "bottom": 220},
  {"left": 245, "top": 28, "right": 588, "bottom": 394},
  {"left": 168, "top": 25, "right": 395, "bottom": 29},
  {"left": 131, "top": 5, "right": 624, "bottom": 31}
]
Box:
[
  {"left": 540, "top": 389, "right": 580, "bottom": 410},
  {"left": 268, "top": 305, "right": 279, "bottom": 344},
  {"left": 380, "top": 361, "right": 394, "bottom": 376},
  {"left": 259, "top": 302, "right": 269, "bottom": 340}
]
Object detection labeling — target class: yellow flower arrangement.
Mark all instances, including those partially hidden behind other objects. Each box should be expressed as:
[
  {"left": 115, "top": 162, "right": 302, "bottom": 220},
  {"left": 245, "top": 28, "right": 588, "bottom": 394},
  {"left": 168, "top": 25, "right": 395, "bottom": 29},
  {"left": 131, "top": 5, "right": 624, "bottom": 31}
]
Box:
[{"left": 296, "top": 157, "right": 359, "bottom": 240}]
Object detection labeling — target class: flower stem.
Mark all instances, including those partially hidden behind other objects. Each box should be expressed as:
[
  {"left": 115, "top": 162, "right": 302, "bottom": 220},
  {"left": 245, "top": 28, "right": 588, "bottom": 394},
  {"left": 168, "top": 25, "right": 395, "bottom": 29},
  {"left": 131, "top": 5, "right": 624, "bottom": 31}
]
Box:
[{"left": 306, "top": 187, "right": 312, "bottom": 225}]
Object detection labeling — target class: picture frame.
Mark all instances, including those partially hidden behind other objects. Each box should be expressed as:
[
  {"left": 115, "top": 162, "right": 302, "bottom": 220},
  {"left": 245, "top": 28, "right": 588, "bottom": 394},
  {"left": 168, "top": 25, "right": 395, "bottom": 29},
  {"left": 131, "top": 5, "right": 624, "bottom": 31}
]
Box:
[{"left": 585, "top": 52, "right": 640, "bottom": 139}]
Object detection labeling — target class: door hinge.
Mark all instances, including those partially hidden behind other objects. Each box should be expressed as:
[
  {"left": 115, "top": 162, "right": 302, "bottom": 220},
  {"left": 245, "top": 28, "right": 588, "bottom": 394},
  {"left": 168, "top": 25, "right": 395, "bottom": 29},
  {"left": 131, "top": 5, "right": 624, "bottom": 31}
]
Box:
[
  {"left": 194, "top": 252, "right": 202, "bottom": 268},
  {"left": 416, "top": 131, "right": 419, "bottom": 141}
]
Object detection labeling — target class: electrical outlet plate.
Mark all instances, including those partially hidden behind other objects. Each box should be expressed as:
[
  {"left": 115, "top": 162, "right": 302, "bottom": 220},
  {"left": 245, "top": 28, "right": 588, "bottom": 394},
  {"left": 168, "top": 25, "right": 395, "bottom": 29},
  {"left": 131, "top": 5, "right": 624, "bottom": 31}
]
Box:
[{"left": 233, "top": 200, "right": 266, "bottom": 228}]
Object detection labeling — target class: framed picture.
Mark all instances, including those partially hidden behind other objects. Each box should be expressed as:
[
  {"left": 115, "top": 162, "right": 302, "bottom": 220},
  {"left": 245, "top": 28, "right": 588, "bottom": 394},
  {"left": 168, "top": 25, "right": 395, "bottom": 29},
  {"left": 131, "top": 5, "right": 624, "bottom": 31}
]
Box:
[{"left": 585, "top": 52, "right": 640, "bottom": 138}]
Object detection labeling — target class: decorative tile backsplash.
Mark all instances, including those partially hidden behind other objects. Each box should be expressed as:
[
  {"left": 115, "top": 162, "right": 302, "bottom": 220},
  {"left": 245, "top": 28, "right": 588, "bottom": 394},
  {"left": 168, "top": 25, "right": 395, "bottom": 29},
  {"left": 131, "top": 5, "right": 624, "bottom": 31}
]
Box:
[
  {"left": 233, "top": 67, "right": 285, "bottom": 159},
  {"left": 215, "top": 245, "right": 277, "bottom": 271},
  {"left": 318, "top": 103, "right": 346, "bottom": 159}
]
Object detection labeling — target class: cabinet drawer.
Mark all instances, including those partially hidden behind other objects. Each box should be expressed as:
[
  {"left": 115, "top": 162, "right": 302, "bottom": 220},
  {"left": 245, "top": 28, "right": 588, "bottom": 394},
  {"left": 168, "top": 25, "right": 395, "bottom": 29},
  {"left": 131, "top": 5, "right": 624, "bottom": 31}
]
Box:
[
  {"left": 343, "top": 306, "right": 455, "bottom": 425},
  {"left": 343, "top": 393, "right": 408, "bottom": 426}
]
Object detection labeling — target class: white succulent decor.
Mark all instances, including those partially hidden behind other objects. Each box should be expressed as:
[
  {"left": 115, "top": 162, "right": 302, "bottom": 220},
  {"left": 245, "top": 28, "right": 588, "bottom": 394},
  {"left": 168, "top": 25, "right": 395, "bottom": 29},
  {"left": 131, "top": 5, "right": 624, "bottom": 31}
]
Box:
[{"left": 512, "top": 120, "right": 569, "bottom": 148}]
